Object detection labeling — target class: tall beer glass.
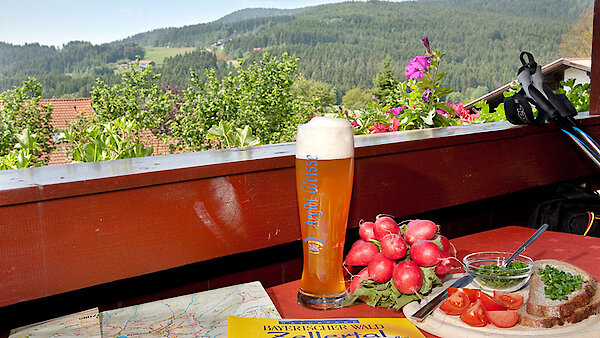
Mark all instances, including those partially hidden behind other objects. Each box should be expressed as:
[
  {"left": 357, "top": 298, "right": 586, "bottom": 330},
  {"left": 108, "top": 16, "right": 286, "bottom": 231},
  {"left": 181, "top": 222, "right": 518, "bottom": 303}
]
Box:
[{"left": 295, "top": 116, "right": 354, "bottom": 310}]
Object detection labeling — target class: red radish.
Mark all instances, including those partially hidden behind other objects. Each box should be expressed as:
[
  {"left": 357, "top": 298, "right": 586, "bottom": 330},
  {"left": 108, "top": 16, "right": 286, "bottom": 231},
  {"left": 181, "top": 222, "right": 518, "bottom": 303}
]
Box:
[
  {"left": 435, "top": 251, "right": 453, "bottom": 275},
  {"left": 410, "top": 240, "right": 442, "bottom": 267},
  {"left": 374, "top": 216, "right": 399, "bottom": 240},
  {"left": 434, "top": 234, "right": 454, "bottom": 255},
  {"left": 392, "top": 261, "right": 423, "bottom": 294},
  {"left": 367, "top": 253, "right": 395, "bottom": 283},
  {"left": 359, "top": 221, "right": 376, "bottom": 242},
  {"left": 380, "top": 233, "right": 407, "bottom": 260},
  {"left": 344, "top": 241, "right": 379, "bottom": 266},
  {"left": 351, "top": 239, "right": 367, "bottom": 249},
  {"left": 437, "top": 273, "right": 447, "bottom": 282},
  {"left": 349, "top": 267, "right": 369, "bottom": 293},
  {"left": 403, "top": 219, "right": 438, "bottom": 245}
]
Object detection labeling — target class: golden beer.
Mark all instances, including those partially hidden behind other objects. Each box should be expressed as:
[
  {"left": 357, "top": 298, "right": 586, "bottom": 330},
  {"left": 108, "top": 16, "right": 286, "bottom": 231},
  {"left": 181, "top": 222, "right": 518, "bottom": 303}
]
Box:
[{"left": 295, "top": 117, "right": 354, "bottom": 309}]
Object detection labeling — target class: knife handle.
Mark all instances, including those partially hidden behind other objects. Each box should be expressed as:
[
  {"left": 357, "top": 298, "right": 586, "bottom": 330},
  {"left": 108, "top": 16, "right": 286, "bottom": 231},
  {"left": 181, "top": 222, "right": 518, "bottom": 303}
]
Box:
[{"left": 411, "top": 289, "right": 449, "bottom": 322}]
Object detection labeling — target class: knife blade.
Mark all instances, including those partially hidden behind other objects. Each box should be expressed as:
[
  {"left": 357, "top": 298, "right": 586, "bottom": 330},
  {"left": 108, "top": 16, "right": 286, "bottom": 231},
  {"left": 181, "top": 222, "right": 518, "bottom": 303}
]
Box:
[{"left": 411, "top": 274, "right": 473, "bottom": 322}]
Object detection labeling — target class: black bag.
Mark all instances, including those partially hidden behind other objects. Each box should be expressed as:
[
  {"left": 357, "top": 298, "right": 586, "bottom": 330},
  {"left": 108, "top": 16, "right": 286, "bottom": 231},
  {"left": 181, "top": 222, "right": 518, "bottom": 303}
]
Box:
[{"left": 529, "top": 183, "right": 600, "bottom": 237}]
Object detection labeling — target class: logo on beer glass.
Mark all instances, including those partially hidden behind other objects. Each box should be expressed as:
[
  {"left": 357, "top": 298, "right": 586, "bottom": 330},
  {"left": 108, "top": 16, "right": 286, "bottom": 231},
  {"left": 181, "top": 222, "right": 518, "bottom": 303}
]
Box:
[{"left": 305, "top": 238, "right": 326, "bottom": 254}]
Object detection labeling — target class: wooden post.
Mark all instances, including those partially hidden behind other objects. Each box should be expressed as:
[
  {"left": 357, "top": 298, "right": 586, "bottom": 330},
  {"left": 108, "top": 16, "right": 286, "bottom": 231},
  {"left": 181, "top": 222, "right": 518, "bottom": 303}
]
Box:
[{"left": 590, "top": 0, "right": 600, "bottom": 114}]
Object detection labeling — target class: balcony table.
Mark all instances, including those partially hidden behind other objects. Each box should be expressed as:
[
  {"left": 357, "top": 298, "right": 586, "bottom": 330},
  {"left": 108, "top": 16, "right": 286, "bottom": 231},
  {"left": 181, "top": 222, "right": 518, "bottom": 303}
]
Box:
[{"left": 265, "top": 226, "right": 600, "bottom": 338}]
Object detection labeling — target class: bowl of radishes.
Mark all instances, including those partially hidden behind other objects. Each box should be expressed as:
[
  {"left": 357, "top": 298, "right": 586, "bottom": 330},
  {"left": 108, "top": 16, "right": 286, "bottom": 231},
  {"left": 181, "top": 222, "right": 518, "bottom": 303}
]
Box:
[{"left": 344, "top": 215, "right": 456, "bottom": 310}]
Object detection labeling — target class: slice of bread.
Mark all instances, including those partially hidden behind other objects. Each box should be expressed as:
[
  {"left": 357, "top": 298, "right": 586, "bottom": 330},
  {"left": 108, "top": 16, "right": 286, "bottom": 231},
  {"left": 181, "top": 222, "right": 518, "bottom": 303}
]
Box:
[
  {"left": 518, "top": 259, "right": 598, "bottom": 328},
  {"left": 519, "top": 280, "right": 600, "bottom": 328},
  {"left": 525, "top": 259, "right": 595, "bottom": 318}
]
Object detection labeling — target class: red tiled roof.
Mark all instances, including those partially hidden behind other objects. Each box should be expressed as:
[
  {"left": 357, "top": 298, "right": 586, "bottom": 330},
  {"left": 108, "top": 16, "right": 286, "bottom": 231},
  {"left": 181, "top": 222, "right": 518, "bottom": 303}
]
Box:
[{"left": 41, "top": 98, "right": 175, "bottom": 166}]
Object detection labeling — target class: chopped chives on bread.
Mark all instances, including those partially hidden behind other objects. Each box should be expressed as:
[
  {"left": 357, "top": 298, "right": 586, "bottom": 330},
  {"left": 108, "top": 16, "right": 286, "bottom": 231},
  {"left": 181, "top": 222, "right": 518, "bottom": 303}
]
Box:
[{"left": 518, "top": 259, "right": 599, "bottom": 328}]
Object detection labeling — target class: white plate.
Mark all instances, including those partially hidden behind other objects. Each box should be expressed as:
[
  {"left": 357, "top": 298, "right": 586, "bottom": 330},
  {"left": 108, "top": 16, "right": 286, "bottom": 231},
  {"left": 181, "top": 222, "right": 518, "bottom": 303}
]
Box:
[{"left": 402, "top": 274, "right": 600, "bottom": 338}]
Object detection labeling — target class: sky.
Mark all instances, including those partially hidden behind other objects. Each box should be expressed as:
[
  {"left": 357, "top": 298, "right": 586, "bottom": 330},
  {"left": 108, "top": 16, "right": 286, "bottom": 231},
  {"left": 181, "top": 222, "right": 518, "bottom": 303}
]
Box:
[{"left": 0, "top": 0, "right": 377, "bottom": 47}]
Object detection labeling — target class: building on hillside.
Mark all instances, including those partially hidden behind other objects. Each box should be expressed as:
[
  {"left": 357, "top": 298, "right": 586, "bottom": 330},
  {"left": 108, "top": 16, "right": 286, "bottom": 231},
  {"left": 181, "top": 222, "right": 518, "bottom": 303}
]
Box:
[
  {"left": 42, "top": 98, "right": 172, "bottom": 166},
  {"left": 465, "top": 57, "right": 591, "bottom": 111}
]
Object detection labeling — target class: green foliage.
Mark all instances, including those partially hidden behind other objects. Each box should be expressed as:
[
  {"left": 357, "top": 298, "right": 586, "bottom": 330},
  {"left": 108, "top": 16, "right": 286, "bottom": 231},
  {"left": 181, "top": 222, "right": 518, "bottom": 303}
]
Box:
[
  {"left": 170, "top": 52, "right": 312, "bottom": 150},
  {"left": 384, "top": 50, "right": 459, "bottom": 130},
  {"left": 373, "top": 56, "right": 397, "bottom": 102},
  {"left": 0, "top": 129, "right": 42, "bottom": 170},
  {"left": 555, "top": 78, "right": 590, "bottom": 112},
  {"left": 60, "top": 116, "right": 153, "bottom": 162},
  {"left": 0, "top": 78, "right": 55, "bottom": 164},
  {"left": 292, "top": 76, "right": 337, "bottom": 111},
  {"left": 90, "top": 60, "right": 181, "bottom": 137},
  {"left": 207, "top": 121, "right": 261, "bottom": 148},
  {"left": 342, "top": 87, "right": 374, "bottom": 110}
]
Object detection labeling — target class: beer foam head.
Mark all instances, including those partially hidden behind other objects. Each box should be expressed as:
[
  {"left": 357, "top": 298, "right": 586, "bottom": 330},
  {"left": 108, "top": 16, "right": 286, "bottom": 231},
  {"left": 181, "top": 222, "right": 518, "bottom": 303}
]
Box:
[{"left": 296, "top": 116, "right": 354, "bottom": 160}]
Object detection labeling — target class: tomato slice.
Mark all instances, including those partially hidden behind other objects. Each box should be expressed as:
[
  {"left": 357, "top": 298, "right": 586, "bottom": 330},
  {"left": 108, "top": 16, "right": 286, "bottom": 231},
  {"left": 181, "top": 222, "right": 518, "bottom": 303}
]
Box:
[
  {"left": 448, "top": 288, "right": 478, "bottom": 303},
  {"left": 460, "top": 299, "right": 488, "bottom": 327},
  {"left": 476, "top": 290, "right": 507, "bottom": 311},
  {"left": 486, "top": 310, "right": 519, "bottom": 328},
  {"left": 493, "top": 291, "right": 524, "bottom": 310},
  {"left": 440, "top": 290, "right": 471, "bottom": 315}
]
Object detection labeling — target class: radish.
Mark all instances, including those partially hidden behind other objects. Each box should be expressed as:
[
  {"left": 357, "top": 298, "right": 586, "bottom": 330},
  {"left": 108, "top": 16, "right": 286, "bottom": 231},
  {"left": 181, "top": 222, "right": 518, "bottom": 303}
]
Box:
[
  {"left": 403, "top": 219, "right": 438, "bottom": 245},
  {"left": 393, "top": 261, "right": 423, "bottom": 294},
  {"left": 367, "top": 253, "right": 395, "bottom": 283},
  {"left": 349, "top": 267, "right": 369, "bottom": 293},
  {"left": 359, "top": 221, "right": 376, "bottom": 242},
  {"left": 435, "top": 251, "right": 453, "bottom": 275},
  {"left": 351, "top": 239, "right": 367, "bottom": 249},
  {"left": 380, "top": 233, "right": 407, "bottom": 260},
  {"left": 344, "top": 241, "right": 379, "bottom": 266},
  {"left": 410, "top": 240, "right": 442, "bottom": 267},
  {"left": 373, "top": 216, "right": 399, "bottom": 240},
  {"left": 437, "top": 273, "right": 447, "bottom": 282},
  {"left": 434, "top": 234, "right": 454, "bottom": 255}
]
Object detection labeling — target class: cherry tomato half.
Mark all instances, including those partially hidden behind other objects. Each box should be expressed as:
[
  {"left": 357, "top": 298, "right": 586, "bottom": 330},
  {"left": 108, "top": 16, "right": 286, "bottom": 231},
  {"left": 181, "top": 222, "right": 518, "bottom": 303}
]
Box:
[
  {"left": 476, "top": 290, "right": 507, "bottom": 311},
  {"left": 460, "top": 299, "right": 488, "bottom": 327},
  {"left": 493, "top": 291, "right": 524, "bottom": 310},
  {"left": 440, "top": 290, "right": 471, "bottom": 315},
  {"left": 486, "top": 310, "right": 519, "bottom": 328}
]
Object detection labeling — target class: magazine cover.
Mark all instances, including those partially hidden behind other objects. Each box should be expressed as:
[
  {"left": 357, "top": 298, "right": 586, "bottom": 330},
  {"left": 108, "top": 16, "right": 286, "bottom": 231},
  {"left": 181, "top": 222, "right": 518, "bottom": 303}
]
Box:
[{"left": 228, "top": 317, "right": 426, "bottom": 338}]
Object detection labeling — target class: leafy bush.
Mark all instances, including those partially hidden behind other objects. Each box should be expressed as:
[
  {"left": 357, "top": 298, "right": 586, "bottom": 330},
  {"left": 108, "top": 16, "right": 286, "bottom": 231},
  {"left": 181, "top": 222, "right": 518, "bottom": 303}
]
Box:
[
  {"left": 0, "top": 129, "right": 42, "bottom": 170},
  {"left": 60, "top": 116, "right": 153, "bottom": 162},
  {"left": 0, "top": 78, "right": 55, "bottom": 164}
]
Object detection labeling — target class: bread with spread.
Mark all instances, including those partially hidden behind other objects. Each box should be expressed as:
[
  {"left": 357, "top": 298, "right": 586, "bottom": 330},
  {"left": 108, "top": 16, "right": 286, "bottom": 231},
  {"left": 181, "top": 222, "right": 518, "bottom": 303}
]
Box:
[{"left": 518, "top": 259, "right": 600, "bottom": 328}]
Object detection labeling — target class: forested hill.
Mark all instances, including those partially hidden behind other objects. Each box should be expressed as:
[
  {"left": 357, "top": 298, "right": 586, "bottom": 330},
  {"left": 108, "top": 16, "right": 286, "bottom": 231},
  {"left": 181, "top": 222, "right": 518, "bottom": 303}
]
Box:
[
  {"left": 213, "top": 7, "right": 307, "bottom": 24},
  {"left": 0, "top": 0, "right": 593, "bottom": 100},
  {"left": 118, "top": 0, "right": 592, "bottom": 100}
]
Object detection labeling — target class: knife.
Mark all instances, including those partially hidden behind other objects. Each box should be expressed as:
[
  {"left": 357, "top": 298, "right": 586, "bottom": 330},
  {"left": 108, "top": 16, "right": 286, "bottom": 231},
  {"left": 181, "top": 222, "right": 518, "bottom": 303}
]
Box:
[{"left": 411, "top": 274, "right": 473, "bottom": 322}]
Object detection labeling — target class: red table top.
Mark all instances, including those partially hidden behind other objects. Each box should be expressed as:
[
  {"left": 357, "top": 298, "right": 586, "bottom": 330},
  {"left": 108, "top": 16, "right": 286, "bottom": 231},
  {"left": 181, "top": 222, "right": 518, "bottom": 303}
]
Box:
[{"left": 265, "top": 226, "right": 600, "bottom": 338}]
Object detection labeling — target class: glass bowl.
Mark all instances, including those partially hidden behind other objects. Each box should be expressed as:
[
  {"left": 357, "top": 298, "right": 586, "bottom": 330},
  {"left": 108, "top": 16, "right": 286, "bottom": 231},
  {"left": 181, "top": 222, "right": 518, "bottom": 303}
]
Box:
[{"left": 463, "top": 251, "right": 534, "bottom": 292}]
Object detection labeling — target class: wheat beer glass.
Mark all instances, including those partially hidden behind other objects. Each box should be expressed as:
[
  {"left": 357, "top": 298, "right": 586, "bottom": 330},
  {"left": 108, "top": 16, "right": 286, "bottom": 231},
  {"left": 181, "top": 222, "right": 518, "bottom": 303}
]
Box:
[{"left": 295, "top": 116, "right": 354, "bottom": 309}]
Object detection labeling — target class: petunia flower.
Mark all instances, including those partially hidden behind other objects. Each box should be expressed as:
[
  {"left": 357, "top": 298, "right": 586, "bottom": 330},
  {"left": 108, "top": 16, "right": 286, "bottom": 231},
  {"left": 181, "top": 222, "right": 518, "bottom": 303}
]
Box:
[
  {"left": 422, "top": 37, "right": 431, "bottom": 54},
  {"left": 371, "top": 122, "right": 389, "bottom": 133},
  {"left": 405, "top": 55, "right": 432, "bottom": 80},
  {"left": 386, "top": 105, "right": 405, "bottom": 117},
  {"left": 422, "top": 88, "right": 432, "bottom": 103},
  {"left": 388, "top": 118, "right": 400, "bottom": 131}
]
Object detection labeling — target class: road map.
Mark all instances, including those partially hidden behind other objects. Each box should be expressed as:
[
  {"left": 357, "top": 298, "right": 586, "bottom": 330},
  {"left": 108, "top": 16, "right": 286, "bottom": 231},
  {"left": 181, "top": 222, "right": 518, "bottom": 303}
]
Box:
[
  {"left": 10, "top": 281, "right": 280, "bottom": 337},
  {"left": 9, "top": 308, "right": 101, "bottom": 337}
]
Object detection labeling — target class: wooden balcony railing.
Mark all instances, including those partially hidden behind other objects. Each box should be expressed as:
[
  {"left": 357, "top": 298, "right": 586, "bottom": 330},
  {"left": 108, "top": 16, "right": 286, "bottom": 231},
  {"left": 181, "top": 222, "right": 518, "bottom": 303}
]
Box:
[{"left": 2, "top": 116, "right": 600, "bottom": 312}]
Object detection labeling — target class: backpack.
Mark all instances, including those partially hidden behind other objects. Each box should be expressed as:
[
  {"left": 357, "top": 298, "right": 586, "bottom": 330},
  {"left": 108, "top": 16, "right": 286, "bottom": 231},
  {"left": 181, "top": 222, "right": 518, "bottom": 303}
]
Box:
[{"left": 529, "top": 183, "right": 600, "bottom": 237}]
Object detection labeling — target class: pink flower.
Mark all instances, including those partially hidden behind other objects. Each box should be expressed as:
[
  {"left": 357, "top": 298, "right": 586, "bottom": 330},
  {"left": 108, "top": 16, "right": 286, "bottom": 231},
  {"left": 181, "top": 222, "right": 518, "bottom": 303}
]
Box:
[
  {"left": 386, "top": 105, "right": 405, "bottom": 117},
  {"left": 388, "top": 118, "right": 400, "bottom": 131},
  {"left": 422, "top": 37, "right": 431, "bottom": 54},
  {"left": 422, "top": 88, "right": 432, "bottom": 103},
  {"left": 405, "top": 55, "right": 432, "bottom": 79},
  {"left": 370, "top": 122, "right": 390, "bottom": 133}
]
